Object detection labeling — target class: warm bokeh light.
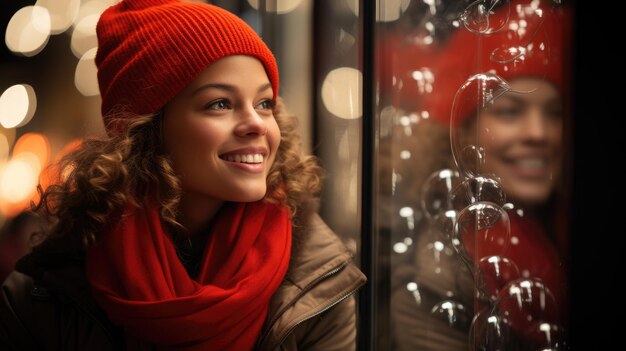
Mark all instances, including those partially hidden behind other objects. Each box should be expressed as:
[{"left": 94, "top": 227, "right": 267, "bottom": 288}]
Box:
[
  {"left": 321, "top": 67, "right": 362, "bottom": 119},
  {"left": 13, "top": 133, "right": 51, "bottom": 170},
  {"left": 71, "top": 14, "right": 99, "bottom": 58},
  {"left": 5, "top": 6, "right": 51, "bottom": 57},
  {"left": 247, "top": 0, "right": 303, "bottom": 14},
  {"left": 39, "top": 138, "right": 82, "bottom": 192},
  {"left": 0, "top": 84, "right": 37, "bottom": 129},
  {"left": 74, "top": 0, "right": 118, "bottom": 28},
  {"left": 0, "top": 127, "right": 16, "bottom": 154},
  {"left": 0, "top": 157, "right": 38, "bottom": 204},
  {"left": 346, "top": 0, "right": 411, "bottom": 22},
  {"left": 75, "top": 47, "right": 100, "bottom": 96},
  {"left": 0, "top": 133, "right": 51, "bottom": 217},
  {"left": 0, "top": 134, "right": 8, "bottom": 160},
  {"left": 36, "top": 0, "right": 80, "bottom": 34}
]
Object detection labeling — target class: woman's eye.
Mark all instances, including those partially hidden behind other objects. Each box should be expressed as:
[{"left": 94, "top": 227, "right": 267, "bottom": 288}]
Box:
[
  {"left": 205, "top": 99, "right": 230, "bottom": 110},
  {"left": 492, "top": 106, "right": 522, "bottom": 120},
  {"left": 256, "top": 99, "right": 276, "bottom": 110}
]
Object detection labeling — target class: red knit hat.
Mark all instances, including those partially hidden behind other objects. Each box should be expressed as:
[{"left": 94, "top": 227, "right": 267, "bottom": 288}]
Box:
[
  {"left": 96, "top": 0, "right": 279, "bottom": 134},
  {"left": 423, "top": 0, "right": 572, "bottom": 126}
]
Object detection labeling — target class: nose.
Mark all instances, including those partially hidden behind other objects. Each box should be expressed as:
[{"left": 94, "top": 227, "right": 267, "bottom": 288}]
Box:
[
  {"left": 234, "top": 106, "right": 267, "bottom": 137},
  {"left": 520, "top": 107, "right": 548, "bottom": 142}
]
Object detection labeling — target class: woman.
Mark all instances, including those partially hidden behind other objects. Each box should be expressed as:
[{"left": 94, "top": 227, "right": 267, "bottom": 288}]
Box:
[
  {"left": 388, "top": 1, "right": 571, "bottom": 350},
  {"left": 0, "top": 1, "right": 365, "bottom": 350}
]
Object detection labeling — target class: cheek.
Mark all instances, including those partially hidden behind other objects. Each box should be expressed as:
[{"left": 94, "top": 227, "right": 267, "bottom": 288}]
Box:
[{"left": 267, "top": 119, "right": 281, "bottom": 154}]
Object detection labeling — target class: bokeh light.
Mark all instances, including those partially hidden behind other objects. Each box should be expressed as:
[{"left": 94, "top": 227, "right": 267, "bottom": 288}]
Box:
[
  {"left": 13, "top": 133, "right": 51, "bottom": 169},
  {"left": 71, "top": 14, "right": 99, "bottom": 58},
  {"left": 0, "top": 85, "right": 37, "bottom": 129},
  {"left": 75, "top": 47, "right": 100, "bottom": 96},
  {"left": 5, "top": 6, "right": 51, "bottom": 57},
  {"left": 321, "top": 67, "right": 362, "bottom": 119},
  {"left": 247, "top": 0, "right": 303, "bottom": 14},
  {"left": 36, "top": 0, "right": 80, "bottom": 34}
]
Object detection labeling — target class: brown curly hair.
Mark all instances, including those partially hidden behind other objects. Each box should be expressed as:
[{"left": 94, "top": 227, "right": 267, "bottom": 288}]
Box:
[{"left": 35, "top": 98, "right": 323, "bottom": 251}]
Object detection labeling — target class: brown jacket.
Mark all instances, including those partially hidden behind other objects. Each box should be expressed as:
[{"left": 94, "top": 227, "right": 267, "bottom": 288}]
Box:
[{"left": 0, "top": 213, "right": 366, "bottom": 350}]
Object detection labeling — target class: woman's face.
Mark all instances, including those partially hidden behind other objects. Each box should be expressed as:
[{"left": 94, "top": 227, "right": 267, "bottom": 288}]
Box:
[
  {"left": 162, "top": 55, "right": 280, "bottom": 207},
  {"left": 477, "top": 78, "right": 563, "bottom": 207}
]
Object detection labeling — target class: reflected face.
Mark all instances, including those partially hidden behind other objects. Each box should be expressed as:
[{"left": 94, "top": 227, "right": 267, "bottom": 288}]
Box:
[
  {"left": 477, "top": 78, "right": 563, "bottom": 207},
  {"left": 162, "top": 55, "right": 280, "bottom": 206}
]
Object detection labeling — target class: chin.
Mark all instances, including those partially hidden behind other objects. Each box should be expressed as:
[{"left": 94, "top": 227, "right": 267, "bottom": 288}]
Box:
[{"left": 507, "top": 189, "right": 552, "bottom": 208}]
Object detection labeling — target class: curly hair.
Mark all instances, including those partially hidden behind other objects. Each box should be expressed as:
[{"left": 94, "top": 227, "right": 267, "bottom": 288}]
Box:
[{"left": 35, "top": 98, "right": 323, "bottom": 251}]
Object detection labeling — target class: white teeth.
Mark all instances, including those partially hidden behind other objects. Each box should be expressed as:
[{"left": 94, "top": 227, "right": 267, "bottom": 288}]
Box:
[
  {"left": 517, "top": 158, "right": 544, "bottom": 169},
  {"left": 224, "top": 153, "right": 264, "bottom": 164}
]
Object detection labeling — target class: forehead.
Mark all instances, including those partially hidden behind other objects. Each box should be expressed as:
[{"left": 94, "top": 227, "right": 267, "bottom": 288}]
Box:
[{"left": 500, "top": 78, "right": 561, "bottom": 103}]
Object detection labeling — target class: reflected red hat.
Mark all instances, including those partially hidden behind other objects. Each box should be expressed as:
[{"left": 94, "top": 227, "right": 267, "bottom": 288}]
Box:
[
  {"left": 96, "top": 0, "right": 279, "bottom": 134},
  {"left": 424, "top": 0, "right": 572, "bottom": 126}
]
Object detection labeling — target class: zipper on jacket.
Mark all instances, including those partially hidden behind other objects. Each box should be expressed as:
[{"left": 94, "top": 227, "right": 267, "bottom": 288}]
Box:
[
  {"left": 257, "top": 259, "right": 350, "bottom": 347},
  {"left": 269, "top": 282, "right": 362, "bottom": 350}
]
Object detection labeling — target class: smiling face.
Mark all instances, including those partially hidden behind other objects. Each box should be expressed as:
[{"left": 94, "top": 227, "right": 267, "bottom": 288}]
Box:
[
  {"left": 162, "top": 55, "right": 280, "bottom": 215},
  {"left": 476, "top": 78, "right": 563, "bottom": 207}
]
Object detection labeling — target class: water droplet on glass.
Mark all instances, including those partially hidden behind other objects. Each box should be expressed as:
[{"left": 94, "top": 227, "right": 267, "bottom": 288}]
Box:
[
  {"left": 476, "top": 255, "right": 520, "bottom": 301},
  {"left": 430, "top": 300, "right": 471, "bottom": 330},
  {"left": 449, "top": 175, "right": 506, "bottom": 212},
  {"left": 421, "top": 169, "right": 462, "bottom": 220},
  {"left": 494, "top": 278, "right": 560, "bottom": 343},
  {"left": 452, "top": 201, "right": 511, "bottom": 265}
]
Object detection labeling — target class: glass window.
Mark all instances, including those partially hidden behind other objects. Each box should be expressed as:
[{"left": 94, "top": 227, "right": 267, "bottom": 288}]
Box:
[{"left": 373, "top": 0, "right": 573, "bottom": 349}]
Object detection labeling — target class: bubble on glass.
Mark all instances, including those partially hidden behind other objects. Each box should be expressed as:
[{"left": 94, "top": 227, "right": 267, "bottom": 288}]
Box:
[
  {"left": 476, "top": 255, "right": 520, "bottom": 301},
  {"left": 449, "top": 175, "right": 506, "bottom": 212},
  {"left": 469, "top": 307, "right": 511, "bottom": 351},
  {"left": 452, "top": 201, "right": 511, "bottom": 265},
  {"left": 0, "top": 85, "right": 37, "bottom": 129},
  {"left": 36, "top": 0, "right": 80, "bottom": 34},
  {"left": 321, "top": 67, "right": 362, "bottom": 119},
  {"left": 433, "top": 209, "right": 457, "bottom": 244},
  {"left": 75, "top": 48, "right": 100, "bottom": 96},
  {"left": 247, "top": 0, "right": 303, "bottom": 14},
  {"left": 460, "top": 0, "right": 509, "bottom": 34},
  {"left": 526, "top": 322, "right": 569, "bottom": 350},
  {"left": 5, "top": 6, "right": 51, "bottom": 57},
  {"left": 450, "top": 73, "right": 511, "bottom": 178},
  {"left": 430, "top": 300, "right": 471, "bottom": 330},
  {"left": 494, "top": 278, "right": 560, "bottom": 343},
  {"left": 421, "top": 169, "right": 461, "bottom": 220}
]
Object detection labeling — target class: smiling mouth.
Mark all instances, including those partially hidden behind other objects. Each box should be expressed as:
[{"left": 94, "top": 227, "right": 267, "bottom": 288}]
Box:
[{"left": 220, "top": 153, "right": 264, "bottom": 164}]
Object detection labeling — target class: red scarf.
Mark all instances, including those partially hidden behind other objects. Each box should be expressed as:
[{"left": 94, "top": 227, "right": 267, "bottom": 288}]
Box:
[{"left": 85, "top": 201, "right": 292, "bottom": 350}]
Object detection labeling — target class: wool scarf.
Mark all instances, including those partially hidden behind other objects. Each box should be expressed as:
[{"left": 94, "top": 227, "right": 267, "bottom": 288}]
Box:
[{"left": 85, "top": 201, "right": 292, "bottom": 350}]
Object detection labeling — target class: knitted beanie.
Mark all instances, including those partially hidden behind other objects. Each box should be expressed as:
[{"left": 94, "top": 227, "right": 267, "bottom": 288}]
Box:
[{"left": 96, "top": 0, "right": 279, "bottom": 134}]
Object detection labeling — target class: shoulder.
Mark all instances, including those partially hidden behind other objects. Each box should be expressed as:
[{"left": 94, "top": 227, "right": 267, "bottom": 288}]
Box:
[{"left": 288, "top": 212, "right": 360, "bottom": 284}]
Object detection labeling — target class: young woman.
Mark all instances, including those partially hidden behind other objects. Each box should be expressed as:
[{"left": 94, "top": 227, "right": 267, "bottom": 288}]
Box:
[{"left": 0, "top": 1, "right": 366, "bottom": 350}]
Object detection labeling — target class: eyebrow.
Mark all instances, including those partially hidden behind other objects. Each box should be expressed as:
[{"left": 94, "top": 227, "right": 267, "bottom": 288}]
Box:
[
  {"left": 497, "top": 93, "right": 561, "bottom": 105},
  {"left": 192, "top": 82, "right": 272, "bottom": 96}
]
